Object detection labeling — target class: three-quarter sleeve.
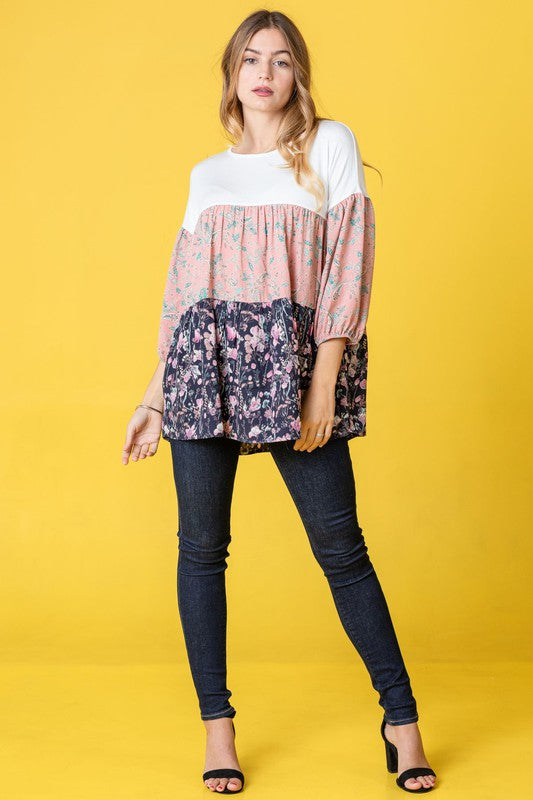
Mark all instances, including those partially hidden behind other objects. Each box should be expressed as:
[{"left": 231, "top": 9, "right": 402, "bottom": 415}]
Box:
[
  {"left": 156, "top": 168, "right": 196, "bottom": 363},
  {"left": 157, "top": 225, "right": 191, "bottom": 363},
  {"left": 313, "top": 124, "right": 376, "bottom": 347}
]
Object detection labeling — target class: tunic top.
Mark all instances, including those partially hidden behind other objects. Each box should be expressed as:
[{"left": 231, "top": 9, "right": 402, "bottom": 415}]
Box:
[{"left": 157, "top": 118, "right": 376, "bottom": 455}]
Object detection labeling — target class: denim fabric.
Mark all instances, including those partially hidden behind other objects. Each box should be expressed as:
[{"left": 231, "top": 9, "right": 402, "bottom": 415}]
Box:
[{"left": 169, "top": 435, "right": 419, "bottom": 726}]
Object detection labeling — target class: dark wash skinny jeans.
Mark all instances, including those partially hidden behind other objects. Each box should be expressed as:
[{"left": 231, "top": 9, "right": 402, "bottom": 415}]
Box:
[{"left": 169, "top": 435, "right": 419, "bottom": 726}]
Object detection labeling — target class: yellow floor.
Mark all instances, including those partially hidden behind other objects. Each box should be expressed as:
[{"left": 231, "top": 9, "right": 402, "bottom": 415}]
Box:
[{"left": 1, "top": 661, "right": 531, "bottom": 798}]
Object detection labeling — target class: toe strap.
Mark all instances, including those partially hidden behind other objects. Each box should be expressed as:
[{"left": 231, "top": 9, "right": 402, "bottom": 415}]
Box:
[
  {"left": 203, "top": 768, "right": 244, "bottom": 781},
  {"left": 397, "top": 766, "right": 436, "bottom": 785}
]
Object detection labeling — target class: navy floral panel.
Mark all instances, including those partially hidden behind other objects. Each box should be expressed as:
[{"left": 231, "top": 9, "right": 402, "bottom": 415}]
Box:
[{"left": 161, "top": 297, "right": 368, "bottom": 456}]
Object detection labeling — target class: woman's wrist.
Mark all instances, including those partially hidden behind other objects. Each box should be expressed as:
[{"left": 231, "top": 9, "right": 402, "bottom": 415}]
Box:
[
  {"left": 139, "top": 359, "right": 165, "bottom": 413},
  {"left": 136, "top": 403, "right": 163, "bottom": 415}
]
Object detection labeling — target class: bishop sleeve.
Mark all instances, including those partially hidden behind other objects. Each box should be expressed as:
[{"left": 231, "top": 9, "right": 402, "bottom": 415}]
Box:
[
  {"left": 157, "top": 226, "right": 190, "bottom": 363},
  {"left": 313, "top": 124, "right": 376, "bottom": 347},
  {"left": 156, "top": 167, "right": 196, "bottom": 363}
]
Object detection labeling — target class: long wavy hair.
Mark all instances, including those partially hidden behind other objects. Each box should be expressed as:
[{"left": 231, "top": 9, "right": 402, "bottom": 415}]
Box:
[{"left": 219, "top": 9, "right": 381, "bottom": 213}]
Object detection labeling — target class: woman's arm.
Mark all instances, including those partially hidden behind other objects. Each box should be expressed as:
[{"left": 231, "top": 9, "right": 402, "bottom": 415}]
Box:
[
  {"left": 311, "top": 338, "right": 346, "bottom": 388},
  {"left": 293, "top": 338, "right": 345, "bottom": 452},
  {"left": 142, "top": 359, "right": 165, "bottom": 411},
  {"left": 121, "top": 359, "right": 166, "bottom": 465}
]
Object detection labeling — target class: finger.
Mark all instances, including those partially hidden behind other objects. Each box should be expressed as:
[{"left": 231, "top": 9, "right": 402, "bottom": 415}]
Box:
[
  {"left": 292, "top": 426, "right": 305, "bottom": 450},
  {"left": 299, "top": 423, "right": 319, "bottom": 452},
  {"left": 143, "top": 441, "right": 157, "bottom": 458},
  {"left": 121, "top": 431, "right": 136, "bottom": 464},
  {"left": 122, "top": 430, "right": 134, "bottom": 455},
  {"left": 318, "top": 420, "right": 334, "bottom": 447},
  {"left": 131, "top": 443, "right": 142, "bottom": 461},
  {"left": 139, "top": 442, "right": 150, "bottom": 459},
  {"left": 123, "top": 419, "right": 141, "bottom": 454},
  {"left": 306, "top": 425, "right": 325, "bottom": 452},
  {"left": 294, "top": 422, "right": 312, "bottom": 450},
  {"left": 147, "top": 441, "right": 158, "bottom": 456}
]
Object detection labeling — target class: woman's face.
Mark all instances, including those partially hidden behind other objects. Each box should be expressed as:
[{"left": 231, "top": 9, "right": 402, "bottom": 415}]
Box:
[{"left": 236, "top": 27, "right": 295, "bottom": 114}]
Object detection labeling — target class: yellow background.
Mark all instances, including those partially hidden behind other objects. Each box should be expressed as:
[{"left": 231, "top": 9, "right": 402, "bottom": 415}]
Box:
[{"left": 2, "top": 1, "right": 532, "bottom": 797}]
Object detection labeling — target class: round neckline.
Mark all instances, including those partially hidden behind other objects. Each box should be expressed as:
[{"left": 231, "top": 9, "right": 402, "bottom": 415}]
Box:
[{"left": 227, "top": 145, "right": 278, "bottom": 157}]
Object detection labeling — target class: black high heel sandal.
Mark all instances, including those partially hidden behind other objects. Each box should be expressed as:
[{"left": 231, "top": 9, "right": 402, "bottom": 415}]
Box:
[
  {"left": 380, "top": 716, "right": 436, "bottom": 793},
  {"left": 202, "top": 719, "right": 245, "bottom": 794}
]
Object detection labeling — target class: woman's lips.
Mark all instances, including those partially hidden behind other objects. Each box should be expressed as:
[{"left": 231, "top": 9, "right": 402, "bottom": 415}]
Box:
[{"left": 253, "top": 88, "right": 273, "bottom": 96}]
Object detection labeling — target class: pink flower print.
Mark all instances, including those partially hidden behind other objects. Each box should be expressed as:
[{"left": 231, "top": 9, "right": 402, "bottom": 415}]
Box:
[
  {"left": 271, "top": 323, "right": 281, "bottom": 345},
  {"left": 160, "top": 294, "right": 369, "bottom": 451}
]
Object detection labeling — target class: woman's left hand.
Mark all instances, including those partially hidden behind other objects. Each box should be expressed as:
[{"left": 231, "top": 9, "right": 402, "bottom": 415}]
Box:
[{"left": 293, "top": 382, "right": 336, "bottom": 452}]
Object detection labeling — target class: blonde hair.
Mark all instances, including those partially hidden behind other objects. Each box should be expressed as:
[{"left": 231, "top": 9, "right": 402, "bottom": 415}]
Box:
[{"left": 218, "top": 9, "right": 381, "bottom": 212}]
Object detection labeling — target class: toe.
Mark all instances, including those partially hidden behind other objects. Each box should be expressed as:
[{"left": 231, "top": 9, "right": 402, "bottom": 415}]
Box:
[
  {"left": 405, "top": 777, "right": 422, "bottom": 790},
  {"left": 227, "top": 778, "right": 242, "bottom": 791},
  {"left": 417, "top": 774, "right": 435, "bottom": 789}
]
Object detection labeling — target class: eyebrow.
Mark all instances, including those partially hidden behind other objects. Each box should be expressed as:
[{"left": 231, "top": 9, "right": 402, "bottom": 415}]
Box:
[{"left": 244, "top": 48, "right": 291, "bottom": 57}]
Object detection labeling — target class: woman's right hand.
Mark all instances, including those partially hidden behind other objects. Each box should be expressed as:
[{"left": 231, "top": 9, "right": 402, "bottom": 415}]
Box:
[{"left": 122, "top": 406, "right": 163, "bottom": 465}]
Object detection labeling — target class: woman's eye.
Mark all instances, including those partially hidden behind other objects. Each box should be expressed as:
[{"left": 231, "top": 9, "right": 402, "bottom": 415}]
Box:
[{"left": 243, "top": 57, "right": 291, "bottom": 68}]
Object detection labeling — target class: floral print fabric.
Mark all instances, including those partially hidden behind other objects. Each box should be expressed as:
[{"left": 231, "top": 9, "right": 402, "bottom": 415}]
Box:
[
  {"left": 314, "top": 192, "right": 375, "bottom": 346},
  {"left": 158, "top": 194, "right": 375, "bottom": 455}
]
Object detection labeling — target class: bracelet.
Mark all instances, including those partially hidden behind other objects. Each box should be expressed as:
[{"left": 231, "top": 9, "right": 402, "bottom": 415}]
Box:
[{"left": 136, "top": 403, "right": 163, "bottom": 415}]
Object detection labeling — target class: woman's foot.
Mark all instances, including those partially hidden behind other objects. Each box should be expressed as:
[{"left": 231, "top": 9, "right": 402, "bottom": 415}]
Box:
[
  {"left": 384, "top": 721, "right": 437, "bottom": 791},
  {"left": 203, "top": 717, "right": 243, "bottom": 793}
]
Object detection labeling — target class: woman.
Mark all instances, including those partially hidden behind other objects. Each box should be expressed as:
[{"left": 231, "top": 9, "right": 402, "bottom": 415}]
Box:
[{"left": 122, "top": 9, "right": 437, "bottom": 795}]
